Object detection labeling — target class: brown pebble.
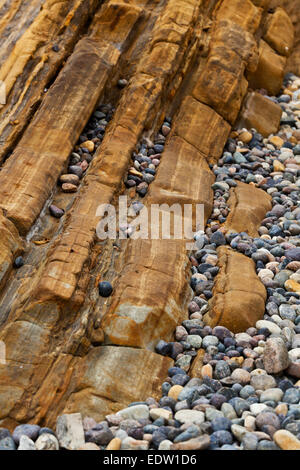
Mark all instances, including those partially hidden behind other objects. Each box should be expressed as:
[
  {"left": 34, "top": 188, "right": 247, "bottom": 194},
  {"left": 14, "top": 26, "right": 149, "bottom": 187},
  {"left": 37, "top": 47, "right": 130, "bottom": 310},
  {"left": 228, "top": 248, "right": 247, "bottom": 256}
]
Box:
[
  {"left": 60, "top": 174, "right": 79, "bottom": 185},
  {"left": 62, "top": 183, "right": 78, "bottom": 193},
  {"left": 106, "top": 437, "right": 121, "bottom": 450}
]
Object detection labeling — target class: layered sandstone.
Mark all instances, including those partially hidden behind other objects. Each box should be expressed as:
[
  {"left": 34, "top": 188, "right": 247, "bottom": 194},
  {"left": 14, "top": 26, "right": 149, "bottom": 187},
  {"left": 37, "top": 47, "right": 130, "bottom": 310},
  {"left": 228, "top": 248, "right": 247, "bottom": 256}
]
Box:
[{"left": 0, "top": 0, "right": 296, "bottom": 428}]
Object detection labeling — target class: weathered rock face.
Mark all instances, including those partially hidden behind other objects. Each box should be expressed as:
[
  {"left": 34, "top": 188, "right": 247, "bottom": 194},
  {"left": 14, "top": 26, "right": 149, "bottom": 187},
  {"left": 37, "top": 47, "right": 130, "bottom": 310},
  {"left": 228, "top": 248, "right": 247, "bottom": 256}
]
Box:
[
  {"left": 0, "top": 0, "right": 295, "bottom": 428},
  {"left": 204, "top": 246, "right": 267, "bottom": 332}
]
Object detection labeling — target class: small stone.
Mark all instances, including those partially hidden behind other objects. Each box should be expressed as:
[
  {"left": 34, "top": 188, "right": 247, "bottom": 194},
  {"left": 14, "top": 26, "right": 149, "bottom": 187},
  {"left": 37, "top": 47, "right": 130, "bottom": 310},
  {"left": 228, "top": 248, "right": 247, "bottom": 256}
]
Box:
[
  {"left": 273, "top": 430, "right": 300, "bottom": 450},
  {"left": 231, "top": 424, "right": 247, "bottom": 442},
  {"left": 249, "top": 403, "right": 268, "bottom": 416},
  {"left": 98, "top": 281, "right": 113, "bottom": 297},
  {"left": 275, "top": 403, "right": 288, "bottom": 416},
  {"left": 161, "top": 125, "right": 170, "bottom": 137},
  {"left": 242, "top": 432, "right": 258, "bottom": 450},
  {"left": 168, "top": 385, "right": 183, "bottom": 401},
  {"left": 0, "top": 437, "right": 16, "bottom": 450},
  {"left": 117, "top": 79, "right": 128, "bottom": 88},
  {"left": 60, "top": 174, "right": 80, "bottom": 185},
  {"left": 239, "top": 131, "right": 252, "bottom": 144},
  {"left": 158, "top": 440, "right": 173, "bottom": 450},
  {"left": 250, "top": 374, "right": 276, "bottom": 390},
  {"left": 150, "top": 408, "right": 172, "bottom": 421},
  {"left": 283, "top": 387, "right": 300, "bottom": 404},
  {"left": 106, "top": 438, "right": 121, "bottom": 450},
  {"left": 171, "top": 434, "right": 210, "bottom": 450},
  {"left": 80, "top": 140, "right": 95, "bottom": 152},
  {"left": 269, "top": 136, "right": 284, "bottom": 148},
  {"left": 186, "top": 335, "right": 202, "bottom": 348},
  {"left": 117, "top": 405, "right": 149, "bottom": 421},
  {"left": 231, "top": 369, "right": 251, "bottom": 385},
  {"left": 35, "top": 433, "right": 59, "bottom": 450},
  {"left": 13, "top": 424, "right": 40, "bottom": 445},
  {"left": 285, "top": 279, "right": 300, "bottom": 293},
  {"left": 49, "top": 204, "right": 64, "bottom": 218},
  {"left": 78, "top": 443, "right": 100, "bottom": 450},
  {"left": 256, "top": 320, "right": 281, "bottom": 335},
  {"left": 56, "top": 413, "right": 85, "bottom": 450},
  {"left": 260, "top": 388, "right": 284, "bottom": 403},
  {"left": 14, "top": 256, "right": 24, "bottom": 268},
  {"left": 255, "top": 412, "right": 280, "bottom": 431},
  {"left": 61, "top": 183, "right": 77, "bottom": 193},
  {"left": 273, "top": 160, "right": 285, "bottom": 172},
  {"left": 201, "top": 364, "right": 213, "bottom": 378},
  {"left": 263, "top": 337, "right": 290, "bottom": 374},
  {"left": 210, "top": 230, "right": 226, "bottom": 246},
  {"left": 18, "top": 435, "right": 36, "bottom": 450}
]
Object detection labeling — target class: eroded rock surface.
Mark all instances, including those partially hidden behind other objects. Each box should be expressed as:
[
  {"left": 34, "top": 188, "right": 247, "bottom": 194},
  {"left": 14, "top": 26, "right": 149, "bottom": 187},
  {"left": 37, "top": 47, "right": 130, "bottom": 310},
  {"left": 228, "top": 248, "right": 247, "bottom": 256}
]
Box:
[{"left": 0, "top": 0, "right": 296, "bottom": 430}]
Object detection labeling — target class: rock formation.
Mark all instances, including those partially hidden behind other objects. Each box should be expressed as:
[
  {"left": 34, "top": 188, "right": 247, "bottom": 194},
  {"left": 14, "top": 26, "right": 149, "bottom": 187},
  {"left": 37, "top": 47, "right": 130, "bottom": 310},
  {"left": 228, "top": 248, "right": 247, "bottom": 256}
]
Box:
[{"left": 0, "top": 0, "right": 297, "bottom": 429}]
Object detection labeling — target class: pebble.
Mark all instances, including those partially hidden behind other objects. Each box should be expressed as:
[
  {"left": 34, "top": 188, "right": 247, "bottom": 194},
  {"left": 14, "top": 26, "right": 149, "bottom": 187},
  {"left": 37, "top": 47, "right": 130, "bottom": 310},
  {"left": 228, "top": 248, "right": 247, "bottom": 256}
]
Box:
[
  {"left": 49, "top": 204, "right": 64, "bottom": 218},
  {"left": 260, "top": 388, "right": 284, "bottom": 403},
  {"left": 150, "top": 408, "right": 172, "bottom": 421},
  {"left": 98, "top": 281, "right": 113, "bottom": 297},
  {"left": 18, "top": 435, "right": 36, "bottom": 450},
  {"left": 168, "top": 385, "right": 183, "bottom": 400},
  {"left": 56, "top": 413, "right": 85, "bottom": 450},
  {"left": 273, "top": 430, "right": 300, "bottom": 450},
  {"left": 12, "top": 424, "right": 40, "bottom": 445},
  {"left": 61, "top": 182, "right": 78, "bottom": 193},
  {"left": 35, "top": 433, "right": 59, "bottom": 450}
]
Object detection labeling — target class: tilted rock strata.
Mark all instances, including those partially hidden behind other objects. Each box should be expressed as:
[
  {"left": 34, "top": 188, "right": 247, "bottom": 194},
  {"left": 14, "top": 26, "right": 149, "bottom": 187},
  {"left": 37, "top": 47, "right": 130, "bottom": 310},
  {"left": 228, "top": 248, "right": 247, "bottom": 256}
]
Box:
[
  {"left": 204, "top": 246, "right": 267, "bottom": 332},
  {"left": 0, "top": 0, "right": 295, "bottom": 427}
]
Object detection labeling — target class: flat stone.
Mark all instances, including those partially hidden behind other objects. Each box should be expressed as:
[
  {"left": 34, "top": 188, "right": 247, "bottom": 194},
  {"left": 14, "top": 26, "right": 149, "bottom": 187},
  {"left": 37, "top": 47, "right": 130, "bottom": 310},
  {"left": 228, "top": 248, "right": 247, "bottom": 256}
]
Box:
[
  {"left": 150, "top": 408, "right": 172, "bottom": 421},
  {"left": 117, "top": 404, "right": 149, "bottom": 421},
  {"left": 263, "top": 337, "right": 290, "bottom": 374},
  {"left": 273, "top": 430, "right": 300, "bottom": 450},
  {"left": 175, "top": 409, "right": 205, "bottom": 425}
]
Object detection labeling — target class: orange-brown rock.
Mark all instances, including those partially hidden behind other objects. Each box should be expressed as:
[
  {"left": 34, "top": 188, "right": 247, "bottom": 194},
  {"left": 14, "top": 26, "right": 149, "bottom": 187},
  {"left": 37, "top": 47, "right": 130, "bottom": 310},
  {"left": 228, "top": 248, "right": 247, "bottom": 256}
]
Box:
[
  {"left": 263, "top": 7, "right": 294, "bottom": 57},
  {"left": 172, "top": 96, "right": 231, "bottom": 163},
  {"left": 147, "top": 136, "right": 215, "bottom": 222},
  {"left": 237, "top": 91, "right": 282, "bottom": 137},
  {"left": 62, "top": 347, "right": 173, "bottom": 421},
  {"left": 282, "top": 0, "right": 300, "bottom": 75},
  {"left": 101, "top": 240, "right": 190, "bottom": 349},
  {"left": 203, "top": 247, "right": 267, "bottom": 333},
  {"left": 247, "top": 40, "right": 286, "bottom": 96},
  {"left": 193, "top": 20, "right": 258, "bottom": 124},
  {"left": 225, "top": 181, "right": 272, "bottom": 237},
  {"left": 0, "top": 0, "right": 294, "bottom": 431},
  {"left": 214, "top": 0, "right": 262, "bottom": 34},
  {"left": 0, "top": 0, "right": 101, "bottom": 162}
]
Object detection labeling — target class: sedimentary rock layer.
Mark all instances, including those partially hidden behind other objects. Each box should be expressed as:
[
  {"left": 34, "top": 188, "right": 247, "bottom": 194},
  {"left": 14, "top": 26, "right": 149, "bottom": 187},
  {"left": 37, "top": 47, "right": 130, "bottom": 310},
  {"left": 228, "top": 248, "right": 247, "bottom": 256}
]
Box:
[
  {"left": 204, "top": 246, "right": 267, "bottom": 332},
  {"left": 0, "top": 0, "right": 101, "bottom": 162},
  {"left": 225, "top": 181, "right": 272, "bottom": 237},
  {"left": 0, "top": 0, "right": 295, "bottom": 428}
]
